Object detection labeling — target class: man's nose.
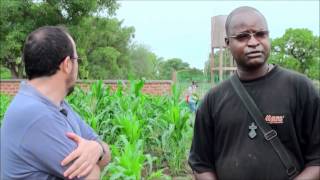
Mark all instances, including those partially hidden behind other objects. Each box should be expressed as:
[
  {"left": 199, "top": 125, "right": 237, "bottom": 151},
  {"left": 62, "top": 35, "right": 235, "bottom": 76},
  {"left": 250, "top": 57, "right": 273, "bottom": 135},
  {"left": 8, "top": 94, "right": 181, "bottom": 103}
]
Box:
[{"left": 247, "top": 34, "right": 260, "bottom": 46}]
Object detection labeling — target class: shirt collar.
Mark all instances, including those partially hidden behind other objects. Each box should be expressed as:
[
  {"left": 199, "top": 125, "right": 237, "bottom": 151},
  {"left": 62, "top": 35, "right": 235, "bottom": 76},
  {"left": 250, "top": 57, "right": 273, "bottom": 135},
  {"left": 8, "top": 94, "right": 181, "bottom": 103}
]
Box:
[{"left": 18, "top": 81, "right": 67, "bottom": 110}]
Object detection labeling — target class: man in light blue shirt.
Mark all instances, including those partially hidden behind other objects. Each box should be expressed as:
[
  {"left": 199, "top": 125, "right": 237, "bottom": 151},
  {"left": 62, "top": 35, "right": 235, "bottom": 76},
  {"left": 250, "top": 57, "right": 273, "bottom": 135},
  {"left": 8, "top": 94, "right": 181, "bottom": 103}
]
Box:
[{"left": 1, "top": 26, "right": 111, "bottom": 179}]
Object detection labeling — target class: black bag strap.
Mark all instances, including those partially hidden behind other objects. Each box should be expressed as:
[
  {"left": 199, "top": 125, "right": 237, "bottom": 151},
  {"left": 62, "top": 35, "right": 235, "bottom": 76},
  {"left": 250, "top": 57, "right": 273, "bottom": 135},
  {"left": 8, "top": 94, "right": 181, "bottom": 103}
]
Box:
[{"left": 230, "top": 74, "right": 299, "bottom": 179}]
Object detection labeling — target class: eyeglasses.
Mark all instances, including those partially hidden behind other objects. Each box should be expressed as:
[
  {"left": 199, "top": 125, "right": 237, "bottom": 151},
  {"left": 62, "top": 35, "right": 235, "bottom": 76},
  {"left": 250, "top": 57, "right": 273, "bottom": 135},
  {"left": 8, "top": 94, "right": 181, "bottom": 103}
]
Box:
[
  {"left": 70, "top": 56, "right": 81, "bottom": 63},
  {"left": 227, "top": 30, "right": 269, "bottom": 42}
]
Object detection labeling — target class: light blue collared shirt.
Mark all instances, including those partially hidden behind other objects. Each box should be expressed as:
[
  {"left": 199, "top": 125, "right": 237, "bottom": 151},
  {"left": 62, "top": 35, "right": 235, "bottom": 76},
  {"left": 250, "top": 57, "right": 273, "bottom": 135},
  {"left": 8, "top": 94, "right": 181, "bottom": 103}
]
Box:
[{"left": 1, "top": 82, "right": 98, "bottom": 180}]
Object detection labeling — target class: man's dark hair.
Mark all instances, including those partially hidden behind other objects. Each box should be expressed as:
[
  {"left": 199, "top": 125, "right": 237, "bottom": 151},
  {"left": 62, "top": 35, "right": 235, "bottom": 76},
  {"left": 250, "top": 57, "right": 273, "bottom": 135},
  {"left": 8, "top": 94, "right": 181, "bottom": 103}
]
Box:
[
  {"left": 225, "top": 6, "right": 266, "bottom": 36},
  {"left": 23, "top": 26, "right": 74, "bottom": 80}
]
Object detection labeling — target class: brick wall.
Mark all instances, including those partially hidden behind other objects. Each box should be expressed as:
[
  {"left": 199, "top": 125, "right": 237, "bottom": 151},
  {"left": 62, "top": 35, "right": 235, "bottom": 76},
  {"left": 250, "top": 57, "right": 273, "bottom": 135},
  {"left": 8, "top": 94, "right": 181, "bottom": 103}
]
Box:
[
  {"left": 0, "top": 79, "right": 172, "bottom": 96},
  {"left": 0, "top": 80, "right": 21, "bottom": 96}
]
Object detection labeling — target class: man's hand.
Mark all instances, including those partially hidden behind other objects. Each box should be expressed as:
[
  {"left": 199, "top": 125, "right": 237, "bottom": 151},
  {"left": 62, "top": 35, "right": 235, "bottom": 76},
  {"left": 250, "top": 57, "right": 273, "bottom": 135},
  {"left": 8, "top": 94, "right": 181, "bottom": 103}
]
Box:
[
  {"left": 293, "top": 166, "right": 320, "bottom": 180},
  {"left": 84, "top": 165, "right": 101, "bottom": 180},
  {"left": 194, "top": 171, "right": 218, "bottom": 180},
  {"left": 97, "top": 142, "right": 111, "bottom": 169},
  {"left": 61, "top": 132, "right": 102, "bottom": 179}
]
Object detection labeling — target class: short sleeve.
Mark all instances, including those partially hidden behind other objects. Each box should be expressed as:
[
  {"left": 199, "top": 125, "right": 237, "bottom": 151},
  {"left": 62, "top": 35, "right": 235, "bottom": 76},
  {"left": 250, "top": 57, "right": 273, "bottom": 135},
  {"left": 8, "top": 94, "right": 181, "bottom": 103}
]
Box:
[
  {"left": 65, "top": 102, "right": 99, "bottom": 141},
  {"left": 188, "top": 91, "right": 216, "bottom": 173},
  {"left": 74, "top": 112, "right": 100, "bottom": 141},
  {"left": 20, "top": 115, "right": 84, "bottom": 179}
]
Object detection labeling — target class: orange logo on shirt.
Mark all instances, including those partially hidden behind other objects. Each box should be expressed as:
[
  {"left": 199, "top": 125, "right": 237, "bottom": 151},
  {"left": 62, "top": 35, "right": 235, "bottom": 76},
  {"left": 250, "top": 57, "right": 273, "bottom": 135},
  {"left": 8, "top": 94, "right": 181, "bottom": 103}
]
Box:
[{"left": 265, "top": 115, "right": 284, "bottom": 124}]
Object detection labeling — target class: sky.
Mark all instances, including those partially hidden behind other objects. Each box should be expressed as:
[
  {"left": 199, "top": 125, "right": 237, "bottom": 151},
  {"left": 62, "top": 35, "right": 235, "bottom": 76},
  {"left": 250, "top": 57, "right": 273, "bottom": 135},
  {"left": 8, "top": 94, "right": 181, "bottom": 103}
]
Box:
[{"left": 115, "top": 1, "right": 320, "bottom": 69}]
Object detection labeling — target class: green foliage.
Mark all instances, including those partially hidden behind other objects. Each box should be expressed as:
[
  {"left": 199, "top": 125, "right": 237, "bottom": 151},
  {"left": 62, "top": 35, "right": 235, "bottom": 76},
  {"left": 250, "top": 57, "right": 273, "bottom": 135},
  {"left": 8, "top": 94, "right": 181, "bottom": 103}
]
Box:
[
  {"left": 177, "top": 68, "right": 207, "bottom": 82},
  {"left": 65, "top": 80, "right": 192, "bottom": 178},
  {"left": 158, "top": 58, "right": 190, "bottom": 80},
  {"left": 1, "top": 81, "right": 192, "bottom": 178},
  {"left": 0, "top": 0, "right": 198, "bottom": 80},
  {"left": 0, "top": 0, "right": 28, "bottom": 78},
  {"left": 128, "top": 44, "right": 158, "bottom": 79},
  {"left": 0, "top": 0, "right": 119, "bottom": 78},
  {"left": 159, "top": 84, "right": 192, "bottom": 174},
  {"left": 269, "top": 28, "right": 320, "bottom": 80},
  {"left": 69, "top": 16, "right": 135, "bottom": 79},
  {"left": 204, "top": 55, "right": 212, "bottom": 82},
  {"left": 0, "top": 66, "right": 11, "bottom": 79},
  {"left": 0, "top": 94, "right": 11, "bottom": 125},
  {"left": 88, "top": 47, "right": 121, "bottom": 78},
  {"left": 106, "top": 137, "right": 146, "bottom": 180},
  {"left": 67, "top": 80, "right": 112, "bottom": 133}
]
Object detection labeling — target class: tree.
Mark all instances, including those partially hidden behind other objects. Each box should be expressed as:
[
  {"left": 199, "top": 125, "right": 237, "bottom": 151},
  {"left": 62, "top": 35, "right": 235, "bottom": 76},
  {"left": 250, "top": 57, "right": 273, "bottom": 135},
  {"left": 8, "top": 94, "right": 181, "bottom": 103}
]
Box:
[
  {"left": 88, "top": 47, "right": 121, "bottom": 79},
  {"left": 0, "top": 0, "right": 118, "bottom": 78},
  {"left": 69, "top": 17, "right": 134, "bottom": 79},
  {"left": 158, "top": 58, "right": 190, "bottom": 80},
  {"left": 128, "top": 44, "right": 158, "bottom": 79},
  {"left": 269, "top": 28, "right": 320, "bottom": 80},
  {"left": 177, "top": 68, "right": 204, "bottom": 82}
]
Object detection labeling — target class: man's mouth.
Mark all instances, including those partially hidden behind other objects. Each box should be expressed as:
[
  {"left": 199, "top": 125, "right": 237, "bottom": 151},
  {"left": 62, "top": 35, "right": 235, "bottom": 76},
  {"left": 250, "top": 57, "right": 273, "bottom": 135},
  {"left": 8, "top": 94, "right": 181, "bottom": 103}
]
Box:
[{"left": 246, "top": 51, "right": 263, "bottom": 58}]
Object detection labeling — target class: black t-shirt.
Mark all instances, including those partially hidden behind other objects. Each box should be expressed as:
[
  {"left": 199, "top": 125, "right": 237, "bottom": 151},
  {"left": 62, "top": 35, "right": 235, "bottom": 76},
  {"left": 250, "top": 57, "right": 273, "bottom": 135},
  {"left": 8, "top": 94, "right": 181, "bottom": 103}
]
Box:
[{"left": 188, "top": 66, "right": 320, "bottom": 180}]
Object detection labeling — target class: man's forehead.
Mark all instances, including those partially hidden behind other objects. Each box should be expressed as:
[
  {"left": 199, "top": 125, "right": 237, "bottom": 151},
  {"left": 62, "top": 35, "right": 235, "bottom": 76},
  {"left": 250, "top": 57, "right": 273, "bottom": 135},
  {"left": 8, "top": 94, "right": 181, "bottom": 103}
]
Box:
[
  {"left": 229, "top": 10, "right": 267, "bottom": 32},
  {"left": 66, "top": 34, "right": 77, "bottom": 53},
  {"left": 66, "top": 34, "right": 75, "bottom": 46}
]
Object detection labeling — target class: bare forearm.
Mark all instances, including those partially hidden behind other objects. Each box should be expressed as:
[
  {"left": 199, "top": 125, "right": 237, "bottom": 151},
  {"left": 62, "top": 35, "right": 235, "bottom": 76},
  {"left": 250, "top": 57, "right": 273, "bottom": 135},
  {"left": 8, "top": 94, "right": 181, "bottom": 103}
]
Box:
[
  {"left": 84, "top": 165, "right": 100, "bottom": 180},
  {"left": 194, "top": 171, "right": 218, "bottom": 180},
  {"left": 97, "top": 142, "right": 111, "bottom": 170},
  {"left": 294, "top": 166, "right": 320, "bottom": 180}
]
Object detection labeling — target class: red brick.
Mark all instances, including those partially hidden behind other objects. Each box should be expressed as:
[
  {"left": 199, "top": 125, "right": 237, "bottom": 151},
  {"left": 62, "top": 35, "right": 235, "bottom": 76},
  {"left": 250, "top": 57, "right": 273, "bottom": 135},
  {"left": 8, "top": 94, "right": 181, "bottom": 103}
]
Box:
[{"left": 0, "top": 80, "right": 173, "bottom": 96}]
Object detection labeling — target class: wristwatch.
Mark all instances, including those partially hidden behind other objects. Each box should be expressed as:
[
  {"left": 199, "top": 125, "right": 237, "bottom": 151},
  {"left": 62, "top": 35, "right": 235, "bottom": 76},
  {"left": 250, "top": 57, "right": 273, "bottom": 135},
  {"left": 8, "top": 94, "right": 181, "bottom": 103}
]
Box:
[{"left": 97, "top": 140, "right": 106, "bottom": 162}]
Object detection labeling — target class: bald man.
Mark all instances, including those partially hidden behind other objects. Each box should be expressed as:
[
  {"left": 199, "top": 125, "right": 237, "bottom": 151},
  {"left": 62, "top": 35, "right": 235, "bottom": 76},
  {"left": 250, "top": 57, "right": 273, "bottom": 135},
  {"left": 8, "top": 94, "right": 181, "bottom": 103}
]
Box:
[{"left": 188, "top": 6, "right": 320, "bottom": 180}]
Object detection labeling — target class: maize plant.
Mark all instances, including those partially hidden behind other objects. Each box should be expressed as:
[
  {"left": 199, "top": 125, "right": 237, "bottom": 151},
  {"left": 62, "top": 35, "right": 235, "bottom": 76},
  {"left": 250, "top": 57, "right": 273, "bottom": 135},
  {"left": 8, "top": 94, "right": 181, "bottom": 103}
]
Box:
[
  {"left": 1, "top": 80, "right": 193, "bottom": 179},
  {"left": 0, "top": 93, "right": 11, "bottom": 126}
]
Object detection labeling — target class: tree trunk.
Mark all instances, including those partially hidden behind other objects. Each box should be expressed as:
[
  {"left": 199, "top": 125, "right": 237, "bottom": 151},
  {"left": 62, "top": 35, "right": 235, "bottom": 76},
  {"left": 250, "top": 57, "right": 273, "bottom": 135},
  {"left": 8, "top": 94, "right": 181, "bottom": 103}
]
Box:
[
  {"left": 9, "top": 67, "right": 19, "bottom": 79},
  {"left": 300, "top": 62, "right": 307, "bottom": 74}
]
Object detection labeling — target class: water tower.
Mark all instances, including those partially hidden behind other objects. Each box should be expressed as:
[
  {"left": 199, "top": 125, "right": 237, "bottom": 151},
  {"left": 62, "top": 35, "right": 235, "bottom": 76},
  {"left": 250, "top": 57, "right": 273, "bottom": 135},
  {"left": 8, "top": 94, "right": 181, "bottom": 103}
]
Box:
[{"left": 210, "top": 15, "right": 236, "bottom": 83}]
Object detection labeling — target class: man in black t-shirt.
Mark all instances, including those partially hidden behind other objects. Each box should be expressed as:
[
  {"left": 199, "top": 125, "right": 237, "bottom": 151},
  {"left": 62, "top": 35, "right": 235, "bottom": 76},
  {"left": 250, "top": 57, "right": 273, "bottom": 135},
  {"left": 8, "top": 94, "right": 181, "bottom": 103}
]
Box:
[{"left": 188, "top": 6, "right": 320, "bottom": 180}]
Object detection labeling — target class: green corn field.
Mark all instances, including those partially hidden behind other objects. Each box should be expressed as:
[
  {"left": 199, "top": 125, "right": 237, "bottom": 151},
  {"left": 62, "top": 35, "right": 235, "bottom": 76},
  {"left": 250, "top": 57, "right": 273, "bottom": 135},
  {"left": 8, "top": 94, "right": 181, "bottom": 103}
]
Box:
[{"left": 0, "top": 80, "right": 195, "bottom": 179}]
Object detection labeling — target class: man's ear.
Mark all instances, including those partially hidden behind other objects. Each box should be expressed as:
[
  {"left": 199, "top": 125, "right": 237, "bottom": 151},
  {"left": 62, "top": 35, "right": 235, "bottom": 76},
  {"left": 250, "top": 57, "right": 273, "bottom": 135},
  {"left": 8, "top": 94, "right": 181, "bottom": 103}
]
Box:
[{"left": 60, "top": 56, "right": 72, "bottom": 74}]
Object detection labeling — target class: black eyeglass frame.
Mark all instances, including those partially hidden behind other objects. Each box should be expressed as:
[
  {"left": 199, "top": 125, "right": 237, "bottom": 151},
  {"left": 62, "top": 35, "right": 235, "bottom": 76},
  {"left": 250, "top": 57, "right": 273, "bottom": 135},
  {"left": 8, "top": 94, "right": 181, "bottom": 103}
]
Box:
[
  {"left": 70, "top": 56, "right": 81, "bottom": 63},
  {"left": 58, "top": 56, "right": 81, "bottom": 65},
  {"left": 226, "top": 30, "right": 270, "bottom": 42}
]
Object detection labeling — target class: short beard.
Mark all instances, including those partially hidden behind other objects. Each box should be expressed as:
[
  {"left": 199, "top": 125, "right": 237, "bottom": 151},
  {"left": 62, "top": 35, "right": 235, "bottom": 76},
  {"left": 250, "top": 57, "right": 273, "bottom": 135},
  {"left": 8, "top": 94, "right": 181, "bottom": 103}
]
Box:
[
  {"left": 244, "top": 62, "right": 265, "bottom": 71},
  {"left": 237, "top": 58, "right": 267, "bottom": 72},
  {"left": 66, "top": 86, "right": 75, "bottom": 96},
  {"left": 66, "top": 65, "right": 77, "bottom": 97}
]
